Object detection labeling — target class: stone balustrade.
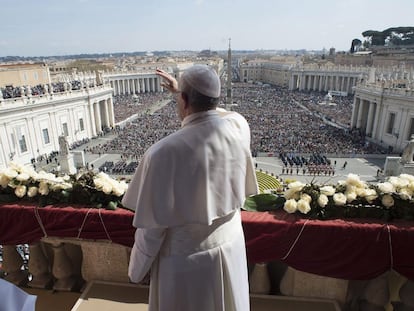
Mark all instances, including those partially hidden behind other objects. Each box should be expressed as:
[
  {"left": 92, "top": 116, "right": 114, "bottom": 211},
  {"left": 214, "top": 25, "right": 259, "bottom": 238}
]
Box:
[{"left": 0, "top": 232, "right": 413, "bottom": 311}]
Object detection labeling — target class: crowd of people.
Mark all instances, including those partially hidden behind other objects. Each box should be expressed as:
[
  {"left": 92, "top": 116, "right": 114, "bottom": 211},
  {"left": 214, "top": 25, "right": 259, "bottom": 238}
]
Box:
[
  {"left": 83, "top": 82, "right": 386, "bottom": 176},
  {"left": 18, "top": 81, "right": 386, "bottom": 176},
  {"left": 228, "top": 83, "right": 385, "bottom": 156},
  {"left": 0, "top": 80, "right": 89, "bottom": 99},
  {"left": 112, "top": 93, "right": 171, "bottom": 123}
]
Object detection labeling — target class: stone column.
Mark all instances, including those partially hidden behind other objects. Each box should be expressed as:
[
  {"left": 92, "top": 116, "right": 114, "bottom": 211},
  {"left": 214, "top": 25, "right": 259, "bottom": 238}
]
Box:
[
  {"left": 366, "top": 102, "right": 376, "bottom": 136},
  {"left": 145, "top": 78, "right": 150, "bottom": 93},
  {"left": 116, "top": 80, "right": 120, "bottom": 96},
  {"left": 28, "top": 242, "right": 53, "bottom": 289},
  {"left": 131, "top": 78, "right": 136, "bottom": 94},
  {"left": 102, "top": 99, "right": 110, "bottom": 128},
  {"left": 151, "top": 77, "right": 155, "bottom": 92},
  {"left": 88, "top": 102, "right": 97, "bottom": 137},
  {"left": 356, "top": 99, "right": 365, "bottom": 129},
  {"left": 137, "top": 78, "right": 141, "bottom": 93},
  {"left": 127, "top": 79, "right": 131, "bottom": 95},
  {"left": 94, "top": 102, "right": 102, "bottom": 133},
  {"left": 351, "top": 97, "right": 360, "bottom": 128},
  {"left": 50, "top": 242, "right": 78, "bottom": 291},
  {"left": 107, "top": 98, "right": 115, "bottom": 127},
  {"left": 372, "top": 103, "right": 384, "bottom": 140}
]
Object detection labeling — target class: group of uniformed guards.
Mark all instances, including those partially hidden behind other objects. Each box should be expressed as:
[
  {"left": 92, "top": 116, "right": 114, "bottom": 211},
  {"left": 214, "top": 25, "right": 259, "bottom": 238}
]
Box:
[{"left": 281, "top": 164, "right": 335, "bottom": 176}]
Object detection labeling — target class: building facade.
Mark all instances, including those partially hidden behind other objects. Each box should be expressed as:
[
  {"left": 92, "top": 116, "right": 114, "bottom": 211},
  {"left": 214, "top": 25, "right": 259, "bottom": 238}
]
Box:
[
  {"left": 0, "top": 83, "right": 114, "bottom": 169},
  {"left": 352, "top": 74, "right": 414, "bottom": 152},
  {"left": 0, "top": 63, "right": 51, "bottom": 88}
]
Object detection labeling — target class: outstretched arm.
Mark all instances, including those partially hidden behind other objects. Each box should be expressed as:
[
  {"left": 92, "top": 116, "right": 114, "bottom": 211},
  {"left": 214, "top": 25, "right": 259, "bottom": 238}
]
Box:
[{"left": 156, "top": 69, "right": 179, "bottom": 93}]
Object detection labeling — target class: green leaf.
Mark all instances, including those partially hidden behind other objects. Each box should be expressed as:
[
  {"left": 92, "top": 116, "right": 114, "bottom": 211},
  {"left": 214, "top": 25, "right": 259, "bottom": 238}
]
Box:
[
  {"left": 106, "top": 201, "right": 118, "bottom": 210},
  {"left": 243, "top": 193, "right": 285, "bottom": 212}
]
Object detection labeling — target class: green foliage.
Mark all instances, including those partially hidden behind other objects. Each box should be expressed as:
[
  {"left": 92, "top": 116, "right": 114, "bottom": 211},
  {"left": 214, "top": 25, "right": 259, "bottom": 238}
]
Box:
[
  {"left": 362, "top": 27, "right": 414, "bottom": 47},
  {"left": 243, "top": 193, "right": 285, "bottom": 212}
]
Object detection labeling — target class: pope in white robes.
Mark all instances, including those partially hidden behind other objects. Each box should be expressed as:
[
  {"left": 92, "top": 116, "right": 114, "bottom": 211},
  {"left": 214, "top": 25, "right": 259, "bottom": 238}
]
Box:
[{"left": 122, "top": 65, "right": 258, "bottom": 311}]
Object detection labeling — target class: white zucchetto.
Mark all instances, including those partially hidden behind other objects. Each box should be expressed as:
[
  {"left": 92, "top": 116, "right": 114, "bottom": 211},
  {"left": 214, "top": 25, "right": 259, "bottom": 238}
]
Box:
[{"left": 181, "top": 65, "right": 221, "bottom": 98}]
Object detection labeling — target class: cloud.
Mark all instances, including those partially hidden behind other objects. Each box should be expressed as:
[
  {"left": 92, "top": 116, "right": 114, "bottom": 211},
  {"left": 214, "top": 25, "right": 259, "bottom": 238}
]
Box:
[{"left": 195, "top": 0, "right": 204, "bottom": 5}]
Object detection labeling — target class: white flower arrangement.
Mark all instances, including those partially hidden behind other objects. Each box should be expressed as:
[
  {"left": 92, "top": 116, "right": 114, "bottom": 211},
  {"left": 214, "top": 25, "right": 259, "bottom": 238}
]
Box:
[
  {"left": 0, "top": 162, "right": 128, "bottom": 209},
  {"left": 244, "top": 173, "right": 414, "bottom": 221}
]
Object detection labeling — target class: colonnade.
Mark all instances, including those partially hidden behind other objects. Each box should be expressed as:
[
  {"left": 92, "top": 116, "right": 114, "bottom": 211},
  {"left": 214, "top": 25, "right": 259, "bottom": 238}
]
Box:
[
  {"left": 352, "top": 84, "right": 414, "bottom": 152},
  {"left": 289, "top": 72, "right": 360, "bottom": 94},
  {"left": 109, "top": 75, "right": 161, "bottom": 96},
  {"left": 351, "top": 97, "right": 380, "bottom": 138},
  {"left": 88, "top": 97, "right": 115, "bottom": 136}
]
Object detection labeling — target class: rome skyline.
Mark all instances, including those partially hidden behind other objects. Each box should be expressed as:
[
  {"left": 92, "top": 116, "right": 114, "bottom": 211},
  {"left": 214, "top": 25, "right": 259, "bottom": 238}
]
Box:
[{"left": 1, "top": 0, "right": 413, "bottom": 57}]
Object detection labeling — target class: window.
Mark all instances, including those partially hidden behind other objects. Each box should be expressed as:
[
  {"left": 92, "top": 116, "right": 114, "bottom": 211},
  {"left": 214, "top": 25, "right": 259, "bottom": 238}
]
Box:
[
  {"left": 62, "top": 123, "right": 69, "bottom": 136},
  {"left": 19, "top": 135, "right": 27, "bottom": 153},
  {"left": 42, "top": 128, "right": 50, "bottom": 144},
  {"left": 387, "top": 113, "right": 395, "bottom": 134},
  {"left": 408, "top": 118, "right": 414, "bottom": 140},
  {"left": 79, "top": 118, "right": 84, "bottom": 131}
]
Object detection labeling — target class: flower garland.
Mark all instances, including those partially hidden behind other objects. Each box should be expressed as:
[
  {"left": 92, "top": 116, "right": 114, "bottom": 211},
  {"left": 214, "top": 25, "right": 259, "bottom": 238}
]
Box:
[
  {"left": 244, "top": 173, "right": 414, "bottom": 221},
  {"left": 0, "top": 162, "right": 128, "bottom": 209}
]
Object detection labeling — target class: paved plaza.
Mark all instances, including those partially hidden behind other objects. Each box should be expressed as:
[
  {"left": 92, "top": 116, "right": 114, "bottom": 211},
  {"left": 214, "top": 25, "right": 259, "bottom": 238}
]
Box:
[
  {"left": 256, "top": 156, "right": 387, "bottom": 185},
  {"left": 70, "top": 133, "right": 389, "bottom": 186}
]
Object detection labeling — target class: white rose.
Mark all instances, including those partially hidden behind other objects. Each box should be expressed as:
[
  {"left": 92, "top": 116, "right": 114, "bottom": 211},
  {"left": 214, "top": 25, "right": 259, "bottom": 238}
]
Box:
[
  {"left": 300, "top": 193, "right": 312, "bottom": 204},
  {"left": 62, "top": 174, "right": 71, "bottom": 181},
  {"left": 102, "top": 183, "right": 113, "bottom": 195},
  {"left": 346, "top": 173, "right": 365, "bottom": 188},
  {"left": 112, "top": 184, "right": 125, "bottom": 197},
  {"left": 8, "top": 161, "right": 20, "bottom": 170},
  {"left": 399, "top": 188, "right": 412, "bottom": 201},
  {"left": 119, "top": 180, "right": 128, "bottom": 192},
  {"left": 381, "top": 194, "right": 394, "bottom": 208},
  {"left": 317, "top": 194, "right": 329, "bottom": 208},
  {"left": 16, "top": 172, "right": 30, "bottom": 182},
  {"left": 4, "top": 168, "right": 18, "bottom": 179},
  {"left": 333, "top": 193, "right": 347, "bottom": 206},
  {"left": 283, "top": 199, "right": 298, "bottom": 214},
  {"left": 297, "top": 199, "right": 311, "bottom": 214},
  {"left": 399, "top": 174, "right": 414, "bottom": 183},
  {"left": 284, "top": 188, "right": 300, "bottom": 200},
  {"left": 377, "top": 182, "right": 395, "bottom": 194},
  {"left": 389, "top": 176, "right": 408, "bottom": 190},
  {"left": 320, "top": 185, "right": 336, "bottom": 196},
  {"left": 0, "top": 174, "right": 9, "bottom": 188},
  {"left": 288, "top": 181, "right": 305, "bottom": 192},
  {"left": 27, "top": 186, "right": 38, "bottom": 198},
  {"left": 15, "top": 185, "right": 27, "bottom": 198},
  {"left": 364, "top": 188, "right": 378, "bottom": 203},
  {"left": 94, "top": 177, "right": 105, "bottom": 190},
  {"left": 345, "top": 190, "right": 357, "bottom": 203},
  {"left": 38, "top": 181, "right": 50, "bottom": 195}
]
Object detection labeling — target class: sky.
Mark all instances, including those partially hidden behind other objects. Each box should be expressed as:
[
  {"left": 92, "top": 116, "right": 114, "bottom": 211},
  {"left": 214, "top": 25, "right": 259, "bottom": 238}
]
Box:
[{"left": 0, "top": 0, "right": 413, "bottom": 57}]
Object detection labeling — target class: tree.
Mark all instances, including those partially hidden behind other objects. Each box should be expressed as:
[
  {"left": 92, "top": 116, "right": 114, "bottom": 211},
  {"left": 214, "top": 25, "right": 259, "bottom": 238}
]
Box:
[
  {"left": 350, "top": 38, "right": 362, "bottom": 53},
  {"left": 362, "top": 27, "right": 414, "bottom": 47},
  {"left": 362, "top": 30, "right": 386, "bottom": 46}
]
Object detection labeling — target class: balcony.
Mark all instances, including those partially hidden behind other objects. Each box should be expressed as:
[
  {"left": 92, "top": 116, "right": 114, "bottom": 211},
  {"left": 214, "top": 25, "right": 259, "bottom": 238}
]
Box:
[{"left": 1, "top": 201, "right": 413, "bottom": 311}]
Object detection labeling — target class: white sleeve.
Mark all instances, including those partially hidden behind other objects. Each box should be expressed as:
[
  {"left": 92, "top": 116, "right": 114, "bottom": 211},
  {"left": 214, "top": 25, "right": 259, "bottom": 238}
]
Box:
[{"left": 128, "top": 227, "right": 166, "bottom": 283}]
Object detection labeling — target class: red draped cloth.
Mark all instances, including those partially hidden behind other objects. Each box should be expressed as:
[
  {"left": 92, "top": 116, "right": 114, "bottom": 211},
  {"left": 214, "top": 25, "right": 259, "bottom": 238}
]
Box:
[
  {"left": 1, "top": 203, "right": 413, "bottom": 280},
  {"left": 242, "top": 210, "right": 414, "bottom": 281},
  {"left": 0, "top": 203, "right": 135, "bottom": 247}
]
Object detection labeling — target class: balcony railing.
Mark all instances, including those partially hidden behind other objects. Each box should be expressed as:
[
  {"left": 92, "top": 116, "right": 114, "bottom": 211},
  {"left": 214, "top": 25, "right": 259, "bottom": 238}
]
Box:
[{"left": 0, "top": 203, "right": 413, "bottom": 311}]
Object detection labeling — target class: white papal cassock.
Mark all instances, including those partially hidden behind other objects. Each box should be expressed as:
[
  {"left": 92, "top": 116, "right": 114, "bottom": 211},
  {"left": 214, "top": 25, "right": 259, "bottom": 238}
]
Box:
[{"left": 122, "top": 109, "right": 258, "bottom": 311}]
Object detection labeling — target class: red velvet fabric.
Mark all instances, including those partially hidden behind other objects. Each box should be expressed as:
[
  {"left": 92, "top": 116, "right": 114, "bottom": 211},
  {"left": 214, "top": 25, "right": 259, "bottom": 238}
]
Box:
[
  {"left": 0, "top": 203, "right": 135, "bottom": 247},
  {"left": 242, "top": 210, "right": 414, "bottom": 280},
  {"left": 1, "top": 203, "right": 413, "bottom": 280}
]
